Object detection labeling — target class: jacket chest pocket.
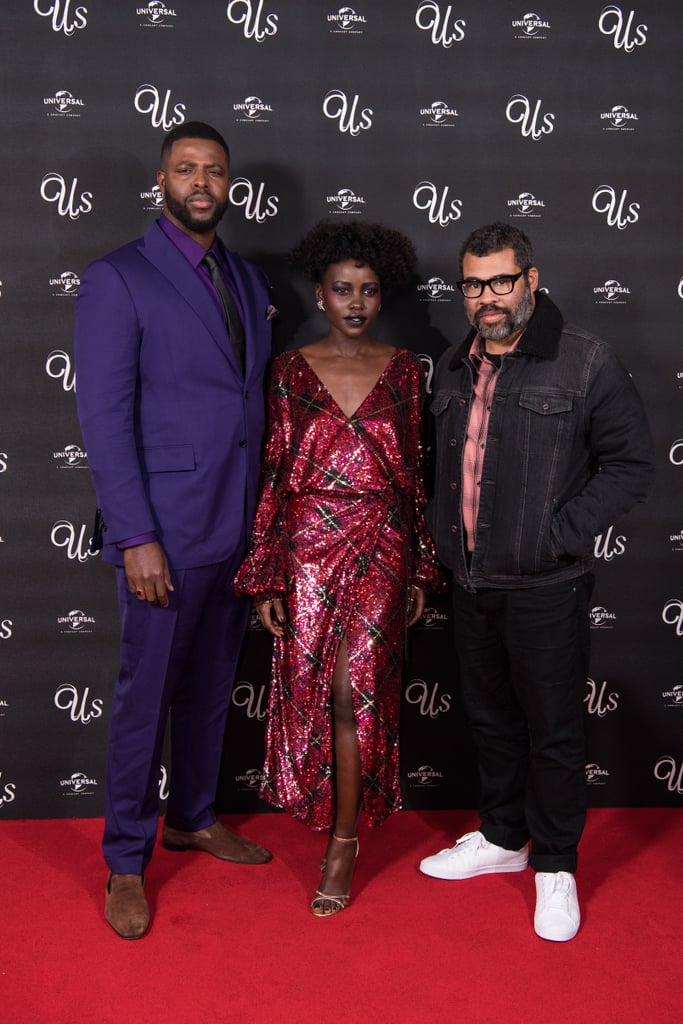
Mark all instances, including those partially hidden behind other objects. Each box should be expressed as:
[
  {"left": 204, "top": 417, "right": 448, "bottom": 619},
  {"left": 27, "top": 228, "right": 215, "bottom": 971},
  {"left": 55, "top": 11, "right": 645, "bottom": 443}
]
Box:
[{"left": 516, "top": 393, "right": 574, "bottom": 456}]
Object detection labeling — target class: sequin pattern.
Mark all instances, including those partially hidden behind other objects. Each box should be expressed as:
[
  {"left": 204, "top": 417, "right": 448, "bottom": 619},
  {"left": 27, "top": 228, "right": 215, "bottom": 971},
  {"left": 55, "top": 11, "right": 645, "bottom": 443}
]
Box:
[{"left": 234, "top": 347, "right": 440, "bottom": 830}]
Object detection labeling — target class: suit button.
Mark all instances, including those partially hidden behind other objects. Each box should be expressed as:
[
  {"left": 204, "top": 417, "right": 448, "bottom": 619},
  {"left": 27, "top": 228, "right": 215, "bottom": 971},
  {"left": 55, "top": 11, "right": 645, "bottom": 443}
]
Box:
[
  {"left": 238, "top": 440, "right": 247, "bottom": 448},
  {"left": 450, "top": 481, "right": 458, "bottom": 490},
  {"left": 450, "top": 524, "right": 458, "bottom": 533},
  {"left": 450, "top": 438, "right": 457, "bottom": 447}
]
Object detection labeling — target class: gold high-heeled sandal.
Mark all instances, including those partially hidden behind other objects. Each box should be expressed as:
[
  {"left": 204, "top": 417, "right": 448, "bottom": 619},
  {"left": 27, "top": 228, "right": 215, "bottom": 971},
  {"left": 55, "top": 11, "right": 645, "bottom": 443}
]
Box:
[{"left": 311, "top": 834, "right": 359, "bottom": 918}]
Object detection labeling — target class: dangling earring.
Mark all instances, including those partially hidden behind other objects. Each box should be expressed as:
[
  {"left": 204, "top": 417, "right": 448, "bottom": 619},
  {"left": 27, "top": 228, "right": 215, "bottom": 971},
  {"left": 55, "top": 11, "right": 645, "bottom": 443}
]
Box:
[{"left": 317, "top": 299, "right": 325, "bottom": 311}]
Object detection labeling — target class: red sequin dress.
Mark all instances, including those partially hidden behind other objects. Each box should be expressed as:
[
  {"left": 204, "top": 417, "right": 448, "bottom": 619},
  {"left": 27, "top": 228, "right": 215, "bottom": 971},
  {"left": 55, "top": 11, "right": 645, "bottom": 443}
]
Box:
[{"left": 234, "top": 347, "right": 440, "bottom": 829}]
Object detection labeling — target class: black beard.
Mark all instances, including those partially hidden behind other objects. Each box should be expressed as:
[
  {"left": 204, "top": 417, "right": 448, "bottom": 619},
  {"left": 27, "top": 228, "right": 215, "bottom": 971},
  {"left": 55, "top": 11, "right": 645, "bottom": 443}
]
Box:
[
  {"left": 470, "top": 283, "right": 534, "bottom": 341},
  {"left": 164, "top": 188, "right": 228, "bottom": 235}
]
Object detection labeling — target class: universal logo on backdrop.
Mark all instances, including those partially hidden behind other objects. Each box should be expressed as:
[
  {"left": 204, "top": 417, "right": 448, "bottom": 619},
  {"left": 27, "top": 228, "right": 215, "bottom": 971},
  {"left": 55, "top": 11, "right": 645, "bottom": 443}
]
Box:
[
  {"left": 235, "top": 768, "right": 265, "bottom": 792},
  {"left": 661, "top": 685, "right": 683, "bottom": 710},
  {"left": 511, "top": 11, "right": 551, "bottom": 40},
  {"left": 417, "top": 277, "right": 456, "bottom": 303},
  {"left": 43, "top": 89, "right": 85, "bottom": 118},
  {"left": 508, "top": 193, "right": 546, "bottom": 219},
  {"left": 601, "top": 105, "right": 639, "bottom": 132},
  {"left": 233, "top": 96, "right": 274, "bottom": 125},
  {"left": 594, "top": 280, "right": 631, "bottom": 305},
  {"left": 420, "top": 100, "right": 459, "bottom": 128},
  {"left": 48, "top": 271, "right": 80, "bottom": 297},
  {"left": 327, "top": 6, "right": 367, "bottom": 34},
  {"left": 326, "top": 188, "right": 366, "bottom": 216},
  {"left": 136, "top": 3, "right": 177, "bottom": 28},
  {"left": 140, "top": 184, "right": 164, "bottom": 213},
  {"left": 585, "top": 763, "right": 610, "bottom": 785},
  {"left": 60, "top": 772, "right": 99, "bottom": 797},
  {"left": 53, "top": 444, "right": 88, "bottom": 469},
  {"left": 58, "top": 609, "right": 96, "bottom": 635}
]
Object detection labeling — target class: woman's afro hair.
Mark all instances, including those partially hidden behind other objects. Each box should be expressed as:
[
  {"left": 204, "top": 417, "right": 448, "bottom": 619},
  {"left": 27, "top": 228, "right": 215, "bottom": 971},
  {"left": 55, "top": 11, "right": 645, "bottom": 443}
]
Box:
[{"left": 289, "top": 219, "right": 417, "bottom": 290}]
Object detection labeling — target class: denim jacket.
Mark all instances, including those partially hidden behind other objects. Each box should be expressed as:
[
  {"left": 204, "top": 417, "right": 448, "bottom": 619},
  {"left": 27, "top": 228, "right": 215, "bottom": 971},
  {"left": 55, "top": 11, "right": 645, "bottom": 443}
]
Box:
[{"left": 429, "top": 291, "right": 655, "bottom": 591}]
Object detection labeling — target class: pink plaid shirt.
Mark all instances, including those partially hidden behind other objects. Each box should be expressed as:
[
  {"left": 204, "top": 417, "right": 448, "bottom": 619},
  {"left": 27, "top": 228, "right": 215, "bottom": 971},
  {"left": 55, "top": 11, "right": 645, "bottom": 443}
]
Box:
[{"left": 462, "top": 333, "right": 522, "bottom": 553}]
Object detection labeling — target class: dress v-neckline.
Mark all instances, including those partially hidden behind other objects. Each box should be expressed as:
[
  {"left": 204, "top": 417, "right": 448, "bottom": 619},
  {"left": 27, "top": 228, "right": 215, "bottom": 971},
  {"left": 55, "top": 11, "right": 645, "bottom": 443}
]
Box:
[{"left": 296, "top": 348, "right": 397, "bottom": 421}]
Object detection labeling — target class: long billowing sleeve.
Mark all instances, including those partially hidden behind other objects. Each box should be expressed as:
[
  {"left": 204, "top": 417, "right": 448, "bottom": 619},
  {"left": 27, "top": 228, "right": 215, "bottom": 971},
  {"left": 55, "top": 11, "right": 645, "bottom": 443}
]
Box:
[{"left": 234, "top": 361, "right": 293, "bottom": 597}]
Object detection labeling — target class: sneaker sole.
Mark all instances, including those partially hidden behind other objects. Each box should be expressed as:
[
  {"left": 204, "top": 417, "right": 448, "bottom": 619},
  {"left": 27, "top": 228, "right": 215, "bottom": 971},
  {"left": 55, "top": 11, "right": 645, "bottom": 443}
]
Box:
[{"left": 419, "top": 859, "right": 529, "bottom": 880}]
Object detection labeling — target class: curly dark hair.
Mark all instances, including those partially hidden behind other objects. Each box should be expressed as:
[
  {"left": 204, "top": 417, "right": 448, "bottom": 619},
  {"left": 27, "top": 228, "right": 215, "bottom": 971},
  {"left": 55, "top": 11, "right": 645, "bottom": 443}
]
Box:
[
  {"left": 458, "top": 222, "right": 534, "bottom": 276},
  {"left": 289, "top": 220, "right": 417, "bottom": 290}
]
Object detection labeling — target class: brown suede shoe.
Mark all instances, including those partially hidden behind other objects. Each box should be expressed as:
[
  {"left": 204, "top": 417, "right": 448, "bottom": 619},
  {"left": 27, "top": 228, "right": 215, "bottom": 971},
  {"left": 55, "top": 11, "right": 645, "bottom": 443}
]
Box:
[
  {"left": 161, "top": 820, "right": 272, "bottom": 864},
  {"left": 105, "top": 873, "right": 149, "bottom": 939}
]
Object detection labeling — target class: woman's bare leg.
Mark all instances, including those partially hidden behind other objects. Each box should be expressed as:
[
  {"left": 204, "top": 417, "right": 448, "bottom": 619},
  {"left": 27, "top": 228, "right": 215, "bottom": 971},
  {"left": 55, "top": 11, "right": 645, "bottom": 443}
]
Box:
[{"left": 312, "top": 638, "right": 362, "bottom": 913}]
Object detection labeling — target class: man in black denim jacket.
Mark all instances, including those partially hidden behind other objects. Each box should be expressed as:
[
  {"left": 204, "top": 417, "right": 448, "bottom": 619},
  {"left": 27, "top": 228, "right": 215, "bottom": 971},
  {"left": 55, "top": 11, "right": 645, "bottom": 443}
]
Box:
[{"left": 419, "top": 222, "right": 654, "bottom": 941}]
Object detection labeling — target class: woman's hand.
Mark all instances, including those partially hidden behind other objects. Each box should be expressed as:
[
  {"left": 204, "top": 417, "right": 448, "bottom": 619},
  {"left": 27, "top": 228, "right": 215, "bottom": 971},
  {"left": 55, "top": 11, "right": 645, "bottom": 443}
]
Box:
[
  {"left": 407, "top": 585, "right": 427, "bottom": 627},
  {"left": 255, "top": 596, "right": 287, "bottom": 637}
]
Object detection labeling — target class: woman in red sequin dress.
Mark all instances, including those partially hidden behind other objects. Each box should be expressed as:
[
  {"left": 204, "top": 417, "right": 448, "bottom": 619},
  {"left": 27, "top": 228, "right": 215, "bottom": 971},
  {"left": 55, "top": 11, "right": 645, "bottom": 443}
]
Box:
[{"left": 234, "top": 221, "right": 440, "bottom": 916}]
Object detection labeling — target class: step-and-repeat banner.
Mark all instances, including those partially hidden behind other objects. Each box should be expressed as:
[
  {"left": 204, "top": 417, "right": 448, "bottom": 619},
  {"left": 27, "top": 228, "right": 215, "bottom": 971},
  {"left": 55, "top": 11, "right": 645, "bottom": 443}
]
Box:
[{"left": 1, "top": 2, "right": 682, "bottom": 819}]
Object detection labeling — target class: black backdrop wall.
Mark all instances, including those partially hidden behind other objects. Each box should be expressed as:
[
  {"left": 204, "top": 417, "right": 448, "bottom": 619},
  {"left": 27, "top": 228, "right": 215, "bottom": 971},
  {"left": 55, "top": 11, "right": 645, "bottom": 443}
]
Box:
[{"left": 1, "top": 1, "right": 682, "bottom": 820}]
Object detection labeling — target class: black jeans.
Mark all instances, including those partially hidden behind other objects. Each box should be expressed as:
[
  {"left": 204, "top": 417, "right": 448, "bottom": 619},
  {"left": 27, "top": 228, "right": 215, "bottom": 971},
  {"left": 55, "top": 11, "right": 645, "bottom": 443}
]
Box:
[{"left": 451, "top": 574, "right": 594, "bottom": 873}]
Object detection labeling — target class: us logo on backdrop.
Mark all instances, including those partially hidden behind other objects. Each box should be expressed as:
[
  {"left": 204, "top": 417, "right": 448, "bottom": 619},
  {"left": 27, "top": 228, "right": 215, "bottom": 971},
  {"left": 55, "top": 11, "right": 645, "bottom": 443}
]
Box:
[
  {"left": 33, "top": 0, "right": 88, "bottom": 35},
  {"left": 653, "top": 755, "right": 683, "bottom": 795},
  {"left": 226, "top": 0, "right": 279, "bottom": 42},
  {"left": 585, "top": 678, "right": 619, "bottom": 717},
  {"left": 415, "top": 2, "right": 466, "bottom": 48},
  {"left": 598, "top": 5, "right": 647, "bottom": 51}
]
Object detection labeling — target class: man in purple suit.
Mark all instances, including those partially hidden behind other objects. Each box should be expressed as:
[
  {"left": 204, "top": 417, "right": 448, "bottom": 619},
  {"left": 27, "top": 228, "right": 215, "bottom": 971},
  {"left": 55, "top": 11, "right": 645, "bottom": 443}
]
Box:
[{"left": 75, "top": 122, "right": 274, "bottom": 939}]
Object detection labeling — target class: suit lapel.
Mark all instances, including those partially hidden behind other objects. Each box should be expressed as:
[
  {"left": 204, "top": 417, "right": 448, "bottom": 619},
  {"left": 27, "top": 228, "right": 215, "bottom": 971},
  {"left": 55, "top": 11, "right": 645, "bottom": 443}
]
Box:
[{"left": 139, "top": 222, "right": 239, "bottom": 369}]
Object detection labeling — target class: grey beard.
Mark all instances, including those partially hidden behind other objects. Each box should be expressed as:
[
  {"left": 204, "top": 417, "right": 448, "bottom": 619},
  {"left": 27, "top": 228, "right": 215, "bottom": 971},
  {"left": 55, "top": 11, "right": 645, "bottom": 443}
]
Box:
[{"left": 470, "top": 284, "right": 534, "bottom": 342}]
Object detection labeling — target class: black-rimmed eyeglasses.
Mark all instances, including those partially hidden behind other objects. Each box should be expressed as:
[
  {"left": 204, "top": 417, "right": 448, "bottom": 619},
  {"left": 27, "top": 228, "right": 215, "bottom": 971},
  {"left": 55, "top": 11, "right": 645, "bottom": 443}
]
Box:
[{"left": 457, "top": 270, "right": 528, "bottom": 298}]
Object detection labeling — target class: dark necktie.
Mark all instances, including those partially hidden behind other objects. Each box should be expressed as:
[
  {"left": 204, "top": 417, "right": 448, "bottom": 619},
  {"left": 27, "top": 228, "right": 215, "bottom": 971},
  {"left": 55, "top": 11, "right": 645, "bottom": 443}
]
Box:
[{"left": 202, "top": 251, "right": 245, "bottom": 374}]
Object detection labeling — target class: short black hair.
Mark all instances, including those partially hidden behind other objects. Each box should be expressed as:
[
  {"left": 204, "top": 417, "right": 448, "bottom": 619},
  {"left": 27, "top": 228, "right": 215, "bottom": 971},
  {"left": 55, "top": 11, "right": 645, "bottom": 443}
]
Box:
[
  {"left": 458, "top": 222, "right": 534, "bottom": 276},
  {"left": 160, "top": 121, "right": 230, "bottom": 164},
  {"left": 289, "top": 220, "right": 417, "bottom": 290}
]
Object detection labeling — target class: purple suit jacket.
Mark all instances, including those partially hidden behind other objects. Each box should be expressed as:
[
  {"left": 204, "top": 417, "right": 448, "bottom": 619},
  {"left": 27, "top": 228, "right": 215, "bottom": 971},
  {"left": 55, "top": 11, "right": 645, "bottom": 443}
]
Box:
[{"left": 74, "top": 220, "right": 273, "bottom": 569}]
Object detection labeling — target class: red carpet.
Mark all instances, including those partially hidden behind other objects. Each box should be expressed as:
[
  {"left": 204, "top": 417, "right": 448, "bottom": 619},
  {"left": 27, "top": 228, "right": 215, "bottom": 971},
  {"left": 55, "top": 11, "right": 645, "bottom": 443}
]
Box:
[{"left": 1, "top": 809, "right": 681, "bottom": 1024}]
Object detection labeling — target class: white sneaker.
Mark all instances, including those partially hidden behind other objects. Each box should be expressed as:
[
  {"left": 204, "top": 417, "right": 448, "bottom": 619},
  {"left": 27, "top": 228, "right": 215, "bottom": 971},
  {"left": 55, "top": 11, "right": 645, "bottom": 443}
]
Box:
[
  {"left": 534, "top": 871, "right": 580, "bottom": 941},
  {"left": 419, "top": 830, "right": 529, "bottom": 880}
]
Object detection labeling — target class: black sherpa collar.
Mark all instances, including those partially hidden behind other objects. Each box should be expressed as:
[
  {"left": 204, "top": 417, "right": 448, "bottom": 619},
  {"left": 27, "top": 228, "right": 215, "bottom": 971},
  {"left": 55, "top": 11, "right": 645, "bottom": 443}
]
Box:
[{"left": 448, "top": 289, "right": 564, "bottom": 370}]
